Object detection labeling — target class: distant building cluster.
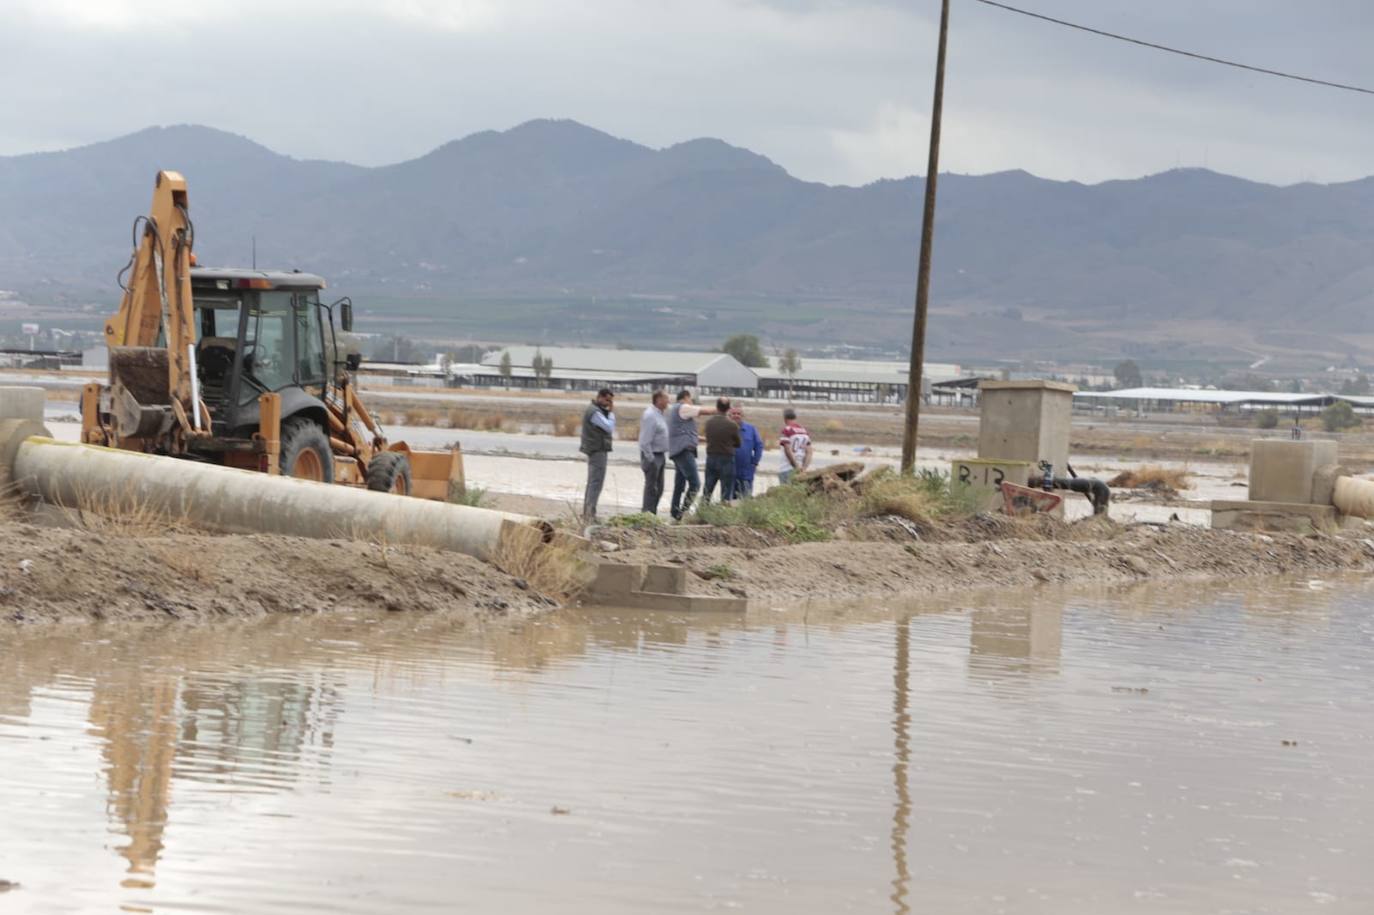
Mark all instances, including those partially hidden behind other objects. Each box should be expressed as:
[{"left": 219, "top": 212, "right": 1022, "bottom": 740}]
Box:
[{"left": 360, "top": 345, "right": 970, "bottom": 404}]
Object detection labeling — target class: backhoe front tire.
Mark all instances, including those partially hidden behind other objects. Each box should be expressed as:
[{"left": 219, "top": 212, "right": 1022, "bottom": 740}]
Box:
[
  {"left": 366, "top": 451, "right": 412, "bottom": 496},
  {"left": 280, "top": 417, "right": 333, "bottom": 483}
]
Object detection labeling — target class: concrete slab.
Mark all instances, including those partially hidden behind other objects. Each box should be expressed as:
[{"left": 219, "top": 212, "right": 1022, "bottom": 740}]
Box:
[
  {"left": 1210, "top": 498, "right": 1337, "bottom": 533},
  {"left": 618, "top": 591, "right": 748, "bottom": 613},
  {"left": 1249, "top": 440, "right": 1338, "bottom": 505}
]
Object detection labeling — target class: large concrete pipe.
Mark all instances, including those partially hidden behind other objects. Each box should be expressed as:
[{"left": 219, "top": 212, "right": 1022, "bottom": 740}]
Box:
[
  {"left": 1332, "top": 475, "right": 1374, "bottom": 520},
  {"left": 1, "top": 423, "right": 543, "bottom": 561}
]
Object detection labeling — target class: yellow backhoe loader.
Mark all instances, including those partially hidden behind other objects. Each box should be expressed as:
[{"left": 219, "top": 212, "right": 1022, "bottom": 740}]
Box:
[{"left": 80, "top": 170, "right": 464, "bottom": 499}]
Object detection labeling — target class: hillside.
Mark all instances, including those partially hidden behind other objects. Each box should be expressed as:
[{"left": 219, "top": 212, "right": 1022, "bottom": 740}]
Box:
[{"left": 4, "top": 120, "right": 1374, "bottom": 366}]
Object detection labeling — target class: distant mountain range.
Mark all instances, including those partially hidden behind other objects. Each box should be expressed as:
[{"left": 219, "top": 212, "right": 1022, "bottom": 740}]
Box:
[{"left": 3, "top": 120, "right": 1374, "bottom": 369}]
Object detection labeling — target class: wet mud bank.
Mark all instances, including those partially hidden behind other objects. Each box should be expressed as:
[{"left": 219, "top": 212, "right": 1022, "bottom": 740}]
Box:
[
  {"left": 0, "top": 521, "right": 553, "bottom": 624},
  {"left": 602, "top": 516, "right": 1374, "bottom": 605}
]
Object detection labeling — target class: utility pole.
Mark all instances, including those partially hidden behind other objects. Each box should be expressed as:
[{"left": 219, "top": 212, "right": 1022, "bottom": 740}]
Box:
[{"left": 900, "top": 0, "right": 950, "bottom": 474}]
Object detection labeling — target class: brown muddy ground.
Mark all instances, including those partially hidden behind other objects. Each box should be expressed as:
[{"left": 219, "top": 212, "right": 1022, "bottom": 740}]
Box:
[
  {"left": 6, "top": 509, "right": 1372, "bottom": 625},
  {"left": 0, "top": 520, "right": 553, "bottom": 624},
  {"left": 600, "top": 515, "right": 1374, "bottom": 604}
]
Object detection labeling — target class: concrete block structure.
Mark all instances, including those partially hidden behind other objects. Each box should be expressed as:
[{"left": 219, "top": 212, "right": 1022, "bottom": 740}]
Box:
[
  {"left": 1210, "top": 499, "right": 1339, "bottom": 533},
  {"left": 977, "top": 380, "right": 1076, "bottom": 480},
  {"left": 1212, "top": 439, "right": 1371, "bottom": 532},
  {"left": 0, "top": 386, "right": 45, "bottom": 423},
  {"left": 584, "top": 561, "right": 746, "bottom": 612},
  {"left": 951, "top": 457, "right": 1034, "bottom": 511},
  {"left": 1249, "top": 440, "right": 1338, "bottom": 504}
]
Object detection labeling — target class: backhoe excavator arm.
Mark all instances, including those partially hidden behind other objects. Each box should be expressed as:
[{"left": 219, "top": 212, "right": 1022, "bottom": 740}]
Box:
[{"left": 104, "top": 170, "right": 198, "bottom": 417}]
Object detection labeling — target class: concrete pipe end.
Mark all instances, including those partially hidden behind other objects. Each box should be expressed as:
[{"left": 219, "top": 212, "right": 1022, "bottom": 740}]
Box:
[{"left": 0, "top": 418, "right": 52, "bottom": 491}]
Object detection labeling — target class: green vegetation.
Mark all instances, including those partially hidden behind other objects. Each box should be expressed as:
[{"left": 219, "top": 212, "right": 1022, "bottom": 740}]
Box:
[
  {"left": 532, "top": 348, "right": 554, "bottom": 384},
  {"left": 1113, "top": 359, "right": 1143, "bottom": 389},
  {"left": 777, "top": 348, "right": 803, "bottom": 395},
  {"left": 703, "top": 563, "right": 737, "bottom": 581},
  {"left": 606, "top": 512, "right": 663, "bottom": 529},
  {"left": 695, "top": 484, "right": 830, "bottom": 542},
  {"left": 720, "top": 334, "right": 768, "bottom": 367},
  {"left": 1322, "top": 401, "right": 1362, "bottom": 432},
  {"left": 693, "top": 469, "right": 970, "bottom": 543},
  {"left": 450, "top": 484, "right": 489, "bottom": 507},
  {"left": 1255, "top": 409, "right": 1279, "bottom": 429}
]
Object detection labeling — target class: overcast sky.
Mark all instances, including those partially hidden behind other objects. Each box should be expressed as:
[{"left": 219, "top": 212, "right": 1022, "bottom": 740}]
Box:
[{"left": 3, "top": 0, "right": 1373, "bottom": 186}]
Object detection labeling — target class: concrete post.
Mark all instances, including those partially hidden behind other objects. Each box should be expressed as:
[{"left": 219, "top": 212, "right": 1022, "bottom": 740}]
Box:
[
  {"left": 976, "top": 380, "right": 1076, "bottom": 481},
  {"left": 0, "top": 386, "right": 45, "bottom": 423},
  {"left": 1249, "top": 440, "right": 1338, "bottom": 504}
]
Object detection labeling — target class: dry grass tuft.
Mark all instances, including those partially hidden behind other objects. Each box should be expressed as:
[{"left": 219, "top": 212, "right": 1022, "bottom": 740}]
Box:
[
  {"left": 858, "top": 470, "right": 943, "bottom": 523},
  {"left": 550, "top": 415, "right": 580, "bottom": 437},
  {"left": 403, "top": 407, "right": 440, "bottom": 425},
  {"left": 56, "top": 481, "right": 193, "bottom": 537},
  {"left": 1107, "top": 465, "right": 1191, "bottom": 492},
  {"left": 491, "top": 523, "right": 595, "bottom": 602},
  {"left": 447, "top": 408, "right": 506, "bottom": 431}
]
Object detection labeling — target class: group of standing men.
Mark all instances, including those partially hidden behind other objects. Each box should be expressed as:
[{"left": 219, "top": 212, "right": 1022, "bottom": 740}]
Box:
[{"left": 579, "top": 387, "right": 813, "bottom": 522}]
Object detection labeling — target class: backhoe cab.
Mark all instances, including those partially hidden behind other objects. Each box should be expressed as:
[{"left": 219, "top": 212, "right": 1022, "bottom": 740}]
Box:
[{"left": 81, "top": 170, "right": 464, "bottom": 500}]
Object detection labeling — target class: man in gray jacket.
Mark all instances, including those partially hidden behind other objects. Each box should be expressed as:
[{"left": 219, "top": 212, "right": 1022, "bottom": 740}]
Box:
[{"left": 580, "top": 388, "right": 616, "bottom": 521}]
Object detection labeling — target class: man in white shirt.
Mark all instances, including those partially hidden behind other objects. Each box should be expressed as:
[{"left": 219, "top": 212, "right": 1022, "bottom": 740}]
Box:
[
  {"left": 638, "top": 389, "right": 670, "bottom": 514},
  {"left": 778, "top": 407, "right": 812, "bottom": 485}
]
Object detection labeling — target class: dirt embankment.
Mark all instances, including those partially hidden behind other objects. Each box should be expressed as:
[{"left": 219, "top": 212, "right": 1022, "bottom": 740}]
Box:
[
  {"left": 0, "top": 521, "right": 553, "bottom": 624},
  {"left": 601, "top": 515, "right": 1374, "bottom": 605}
]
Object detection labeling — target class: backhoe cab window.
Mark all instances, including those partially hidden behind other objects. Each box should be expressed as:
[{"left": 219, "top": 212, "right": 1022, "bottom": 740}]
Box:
[
  {"left": 193, "top": 293, "right": 243, "bottom": 339},
  {"left": 294, "top": 292, "right": 326, "bottom": 387},
  {"left": 242, "top": 291, "right": 294, "bottom": 397},
  {"left": 239, "top": 289, "right": 327, "bottom": 401}
]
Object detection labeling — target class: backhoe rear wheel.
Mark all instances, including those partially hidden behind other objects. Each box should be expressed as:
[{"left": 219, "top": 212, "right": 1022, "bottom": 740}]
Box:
[
  {"left": 280, "top": 417, "right": 334, "bottom": 483},
  {"left": 366, "top": 451, "right": 412, "bottom": 496}
]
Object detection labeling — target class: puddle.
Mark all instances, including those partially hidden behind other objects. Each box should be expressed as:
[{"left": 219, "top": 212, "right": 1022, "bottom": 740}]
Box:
[{"left": 2, "top": 577, "right": 1372, "bottom": 913}]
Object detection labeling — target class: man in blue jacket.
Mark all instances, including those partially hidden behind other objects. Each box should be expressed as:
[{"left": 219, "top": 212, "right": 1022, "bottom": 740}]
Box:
[{"left": 729, "top": 405, "right": 764, "bottom": 498}]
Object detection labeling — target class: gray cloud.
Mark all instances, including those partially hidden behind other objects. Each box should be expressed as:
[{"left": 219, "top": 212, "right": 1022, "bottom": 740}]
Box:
[{"left": 2, "top": 0, "right": 1372, "bottom": 186}]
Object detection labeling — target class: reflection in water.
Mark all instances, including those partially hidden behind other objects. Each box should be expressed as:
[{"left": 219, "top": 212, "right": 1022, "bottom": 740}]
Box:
[
  {"left": 88, "top": 675, "right": 179, "bottom": 888},
  {"left": 969, "top": 602, "right": 1063, "bottom": 675},
  {"left": 889, "top": 619, "right": 911, "bottom": 915},
  {"left": 0, "top": 633, "right": 344, "bottom": 900},
  {"left": 1, "top": 576, "right": 1373, "bottom": 914}
]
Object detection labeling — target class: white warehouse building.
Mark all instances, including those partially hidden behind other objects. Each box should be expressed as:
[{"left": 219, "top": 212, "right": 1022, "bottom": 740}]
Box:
[{"left": 473, "top": 346, "right": 759, "bottom": 394}]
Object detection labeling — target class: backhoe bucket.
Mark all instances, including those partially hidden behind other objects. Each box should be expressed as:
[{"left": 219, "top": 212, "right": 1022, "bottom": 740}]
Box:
[
  {"left": 399, "top": 445, "right": 466, "bottom": 502},
  {"left": 108, "top": 345, "right": 174, "bottom": 438}
]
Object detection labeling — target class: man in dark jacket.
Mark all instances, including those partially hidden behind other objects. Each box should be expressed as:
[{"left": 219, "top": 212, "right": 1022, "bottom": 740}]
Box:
[
  {"left": 580, "top": 388, "right": 615, "bottom": 521},
  {"left": 729, "top": 405, "right": 764, "bottom": 498},
  {"left": 701, "top": 397, "right": 741, "bottom": 504},
  {"left": 666, "top": 388, "right": 718, "bottom": 520}
]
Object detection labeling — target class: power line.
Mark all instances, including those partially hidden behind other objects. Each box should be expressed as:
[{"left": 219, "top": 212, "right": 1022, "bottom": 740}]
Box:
[{"left": 973, "top": 0, "right": 1374, "bottom": 97}]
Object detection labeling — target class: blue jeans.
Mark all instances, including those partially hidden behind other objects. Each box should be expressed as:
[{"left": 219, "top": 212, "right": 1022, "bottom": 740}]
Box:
[
  {"left": 733, "top": 475, "right": 754, "bottom": 499},
  {"left": 702, "top": 454, "right": 736, "bottom": 504},
  {"left": 670, "top": 450, "right": 700, "bottom": 519}
]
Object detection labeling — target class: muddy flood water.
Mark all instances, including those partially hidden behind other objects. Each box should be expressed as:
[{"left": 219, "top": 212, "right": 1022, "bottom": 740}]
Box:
[{"left": 2, "top": 578, "right": 1372, "bottom": 914}]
